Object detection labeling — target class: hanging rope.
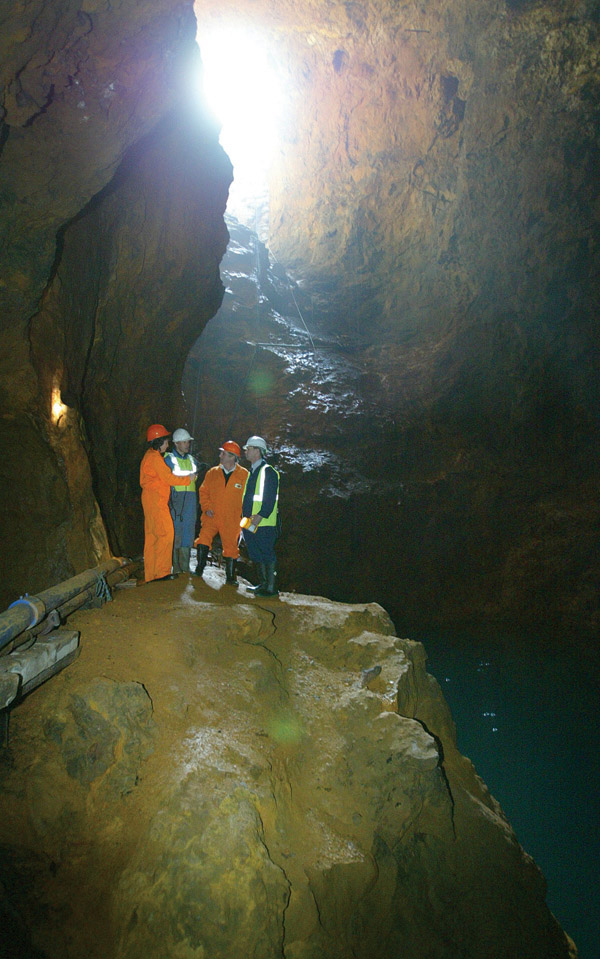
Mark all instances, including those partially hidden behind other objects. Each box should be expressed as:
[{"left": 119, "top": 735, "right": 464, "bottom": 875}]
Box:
[{"left": 288, "top": 283, "right": 317, "bottom": 353}]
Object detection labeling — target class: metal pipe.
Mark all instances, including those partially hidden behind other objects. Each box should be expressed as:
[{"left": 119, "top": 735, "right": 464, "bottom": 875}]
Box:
[
  {"left": 0, "top": 559, "right": 140, "bottom": 655},
  {"left": 27, "top": 560, "right": 142, "bottom": 638},
  {"left": 32, "top": 561, "right": 140, "bottom": 632}
]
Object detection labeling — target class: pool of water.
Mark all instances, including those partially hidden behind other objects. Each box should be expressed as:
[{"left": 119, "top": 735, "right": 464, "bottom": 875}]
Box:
[{"left": 413, "top": 626, "right": 599, "bottom": 959}]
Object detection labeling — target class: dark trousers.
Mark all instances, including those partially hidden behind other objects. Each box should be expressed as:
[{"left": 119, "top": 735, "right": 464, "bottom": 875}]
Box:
[{"left": 243, "top": 526, "right": 277, "bottom": 564}]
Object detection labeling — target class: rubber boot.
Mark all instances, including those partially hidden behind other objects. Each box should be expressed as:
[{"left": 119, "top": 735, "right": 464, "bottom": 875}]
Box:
[
  {"left": 225, "top": 557, "right": 238, "bottom": 587},
  {"left": 247, "top": 563, "right": 267, "bottom": 593},
  {"left": 254, "top": 562, "right": 278, "bottom": 597},
  {"left": 180, "top": 547, "right": 191, "bottom": 574},
  {"left": 194, "top": 544, "right": 209, "bottom": 577},
  {"left": 172, "top": 548, "right": 183, "bottom": 575}
]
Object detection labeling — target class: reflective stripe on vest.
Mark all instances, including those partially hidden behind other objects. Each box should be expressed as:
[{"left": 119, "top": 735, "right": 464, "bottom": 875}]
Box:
[
  {"left": 251, "top": 464, "right": 279, "bottom": 527},
  {"left": 168, "top": 453, "right": 197, "bottom": 492}
]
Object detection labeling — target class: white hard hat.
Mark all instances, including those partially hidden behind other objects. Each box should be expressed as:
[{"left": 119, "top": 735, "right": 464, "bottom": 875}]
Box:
[
  {"left": 243, "top": 435, "right": 267, "bottom": 452},
  {"left": 173, "top": 428, "right": 193, "bottom": 442}
]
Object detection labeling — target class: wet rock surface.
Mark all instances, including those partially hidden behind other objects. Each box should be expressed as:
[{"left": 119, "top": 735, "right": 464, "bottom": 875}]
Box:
[
  {"left": 184, "top": 217, "right": 599, "bottom": 636},
  {"left": 0, "top": 579, "right": 576, "bottom": 957},
  {"left": 191, "top": 0, "right": 599, "bottom": 639}
]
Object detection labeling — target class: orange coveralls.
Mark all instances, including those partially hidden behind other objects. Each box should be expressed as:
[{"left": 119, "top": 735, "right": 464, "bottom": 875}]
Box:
[
  {"left": 140, "top": 449, "right": 191, "bottom": 582},
  {"left": 195, "top": 462, "right": 249, "bottom": 558}
]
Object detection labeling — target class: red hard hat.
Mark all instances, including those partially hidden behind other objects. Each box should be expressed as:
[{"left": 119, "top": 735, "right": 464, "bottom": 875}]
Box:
[
  {"left": 219, "top": 440, "right": 241, "bottom": 457},
  {"left": 147, "top": 424, "right": 170, "bottom": 442}
]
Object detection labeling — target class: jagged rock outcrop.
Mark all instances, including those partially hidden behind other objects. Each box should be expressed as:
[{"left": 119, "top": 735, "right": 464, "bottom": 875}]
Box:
[
  {"left": 0, "top": 584, "right": 576, "bottom": 957},
  {"left": 0, "top": 0, "right": 231, "bottom": 604},
  {"left": 28, "top": 109, "right": 231, "bottom": 560}
]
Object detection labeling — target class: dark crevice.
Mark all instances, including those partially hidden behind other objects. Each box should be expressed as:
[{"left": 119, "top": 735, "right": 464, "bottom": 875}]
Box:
[
  {"left": 237, "top": 605, "right": 288, "bottom": 696},
  {"left": 441, "top": 75, "right": 459, "bottom": 102},
  {"left": 23, "top": 83, "right": 55, "bottom": 128},
  {"left": 415, "top": 718, "right": 457, "bottom": 839},
  {"left": 138, "top": 681, "right": 154, "bottom": 714},
  {"left": 0, "top": 120, "right": 9, "bottom": 160},
  {"left": 254, "top": 807, "right": 292, "bottom": 958},
  {"left": 37, "top": 108, "right": 186, "bottom": 296}
]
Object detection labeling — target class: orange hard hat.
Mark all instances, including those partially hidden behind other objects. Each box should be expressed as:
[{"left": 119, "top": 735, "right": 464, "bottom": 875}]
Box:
[
  {"left": 219, "top": 440, "right": 241, "bottom": 457},
  {"left": 147, "top": 424, "right": 170, "bottom": 442}
]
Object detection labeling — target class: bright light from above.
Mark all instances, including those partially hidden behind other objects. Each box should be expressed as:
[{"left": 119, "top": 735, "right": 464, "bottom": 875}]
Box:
[{"left": 194, "top": 25, "right": 286, "bottom": 232}]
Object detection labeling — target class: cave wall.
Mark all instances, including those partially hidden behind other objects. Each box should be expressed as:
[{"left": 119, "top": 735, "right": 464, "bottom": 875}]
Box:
[
  {"left": 199, "top": 0, "right": 599, "bottom": 337},
  {"left": 188, "top": 0, "right": 599, "bottom": 637},
  {"left": 185, "top": 214, "right": 599, "bottom": 637},
  {"left": 0, "top": 0, "right": 231, "bottom": 604},
  {"left": 0, "top": 0, "right": 598, "bottom": 635},
  {"left": 29, "top": 110, "right": 231, "bottom": 559}
]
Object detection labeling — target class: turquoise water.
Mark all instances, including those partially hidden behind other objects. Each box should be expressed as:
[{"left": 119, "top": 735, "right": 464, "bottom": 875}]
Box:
[{"left": 415, "top": 627, "right": 599, "bottom": 959}]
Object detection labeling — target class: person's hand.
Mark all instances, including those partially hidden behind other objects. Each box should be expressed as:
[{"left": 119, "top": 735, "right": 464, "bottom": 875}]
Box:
[
  {"left": 206, "top": 509, "right": 215, "bottom": 518},
  {"left": 250, "top": 514, "right": 263, "bottom": 527}
]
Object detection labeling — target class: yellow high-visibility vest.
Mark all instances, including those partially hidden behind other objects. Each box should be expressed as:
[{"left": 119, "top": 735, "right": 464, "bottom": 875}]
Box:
[
  {"left": 244, "top": 463, "right": 279, "bottom": 526},
  {"left": 166, "top": 453, "right": 197, "bottom": 492}
]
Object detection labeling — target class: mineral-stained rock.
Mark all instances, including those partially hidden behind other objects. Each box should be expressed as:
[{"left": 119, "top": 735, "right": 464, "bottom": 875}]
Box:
[
  {"left": 25, "top": 678, "right": 155, "bottom": 845},
  {"left": 0, "top": 587, "right": 575, "bottom": 957},
  {"left": 1, "top": 0, "right": 598, "bottom": 642},
  {"left": 114, "top": 779, "right": 290, "bottom": 959},
  {"left": 0, "top": 0, "right": 231, "bottom": 606}
]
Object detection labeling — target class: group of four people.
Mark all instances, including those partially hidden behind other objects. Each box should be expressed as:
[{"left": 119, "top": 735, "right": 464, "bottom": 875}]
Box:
[{"left": 139, "top": 424, "right": 280, "bottom": 597}]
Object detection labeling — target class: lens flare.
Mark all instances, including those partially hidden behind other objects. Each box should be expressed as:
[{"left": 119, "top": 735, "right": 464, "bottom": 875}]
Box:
[
  {"left": 248, "top": 369, "right": 275, "bottom": 397},
  {"left": 193, "top": 23, "right": 286, "bottom": 228},
  {"left": 268, "top": 713, "right": 304, "bottom": 745}
]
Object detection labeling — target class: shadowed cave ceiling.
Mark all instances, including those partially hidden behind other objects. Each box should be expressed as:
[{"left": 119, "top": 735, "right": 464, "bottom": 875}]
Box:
[{"left": 0, "top": 0, "right": 598, "bottom": 637}]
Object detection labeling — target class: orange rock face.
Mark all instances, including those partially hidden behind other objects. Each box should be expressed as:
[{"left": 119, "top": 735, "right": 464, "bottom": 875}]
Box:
[
  {"left": 0, "top": 584, "right": 578, "bottom": 958},
  {"left": 0, "top": 0, "right": 598, "bottom": 644},
  {"left": 0, "top": 1, "right": 231, "bottom": 603}
]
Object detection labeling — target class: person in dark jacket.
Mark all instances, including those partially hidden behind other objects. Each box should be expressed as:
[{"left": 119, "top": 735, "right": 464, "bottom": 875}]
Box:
[{"left": 241, "top": 435, "right": 280, "bottom": 597}]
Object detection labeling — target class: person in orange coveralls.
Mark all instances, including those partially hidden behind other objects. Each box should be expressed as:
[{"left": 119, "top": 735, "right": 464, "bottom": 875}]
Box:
[
  {"left": 140, "top": 424, "right": 195, "bottom": 583},
  {"left": 194, "top": 440, "right": 249, "bottom": 586}
]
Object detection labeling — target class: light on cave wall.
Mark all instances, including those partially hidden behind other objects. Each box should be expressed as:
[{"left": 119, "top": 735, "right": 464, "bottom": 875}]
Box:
[
  {"left": 51, "top": 385, "right": 67, "bottom": 426},
  {"left": 193, "top": 22, "right": 286, "bottom": 238}
]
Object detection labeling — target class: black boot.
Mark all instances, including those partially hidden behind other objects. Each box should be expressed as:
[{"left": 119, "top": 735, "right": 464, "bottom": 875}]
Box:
[
  {"left": 225, "top": 557, "right": 238, "bottom": 587},
  {"left": 254, "top": 562, "right": 278, "bottom": 597},
  {"left": 194, "top": 544, "right": 209, "bottom": 576},
  {"left": 247, "top": 563, "right": 267, "bottom": 593}
]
